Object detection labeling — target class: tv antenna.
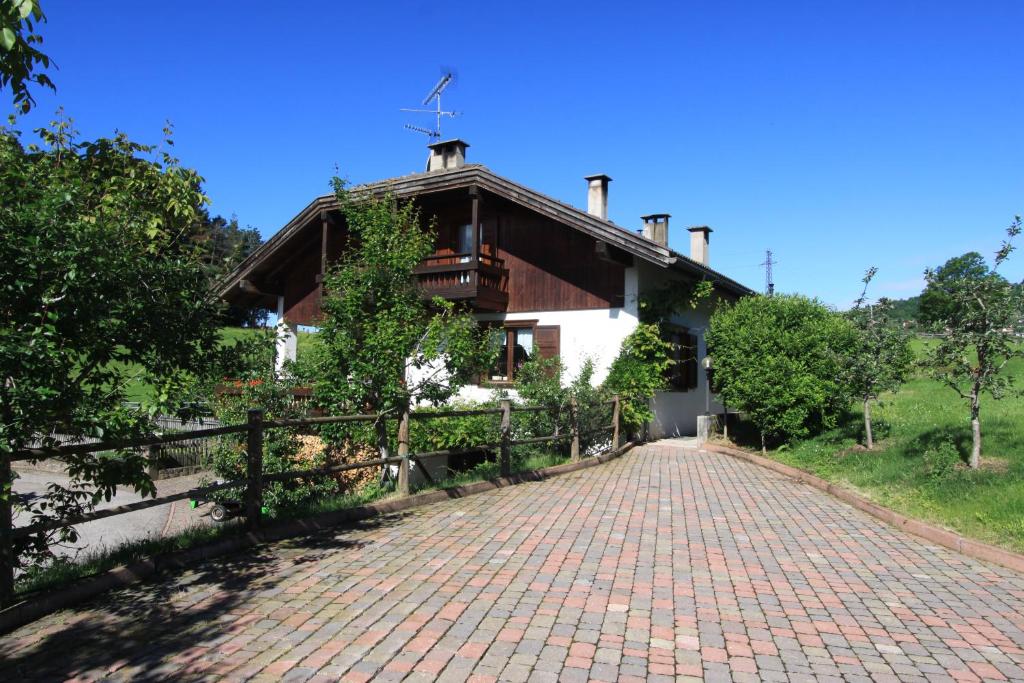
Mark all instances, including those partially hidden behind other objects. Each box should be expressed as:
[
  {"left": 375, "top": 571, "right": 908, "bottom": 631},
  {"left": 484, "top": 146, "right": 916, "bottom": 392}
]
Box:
[
  {"left": 401, "top": 72, "right": 459, "bottom": 140},
  {"left": 760, "top": 249, "right": 776, "bottom": 296}
]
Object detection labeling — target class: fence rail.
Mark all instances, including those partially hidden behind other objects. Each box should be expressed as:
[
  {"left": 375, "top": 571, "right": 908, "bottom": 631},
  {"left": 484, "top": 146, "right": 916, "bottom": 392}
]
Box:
[{"left": 0, "top": 396, "right": 623, "bottom": 608}]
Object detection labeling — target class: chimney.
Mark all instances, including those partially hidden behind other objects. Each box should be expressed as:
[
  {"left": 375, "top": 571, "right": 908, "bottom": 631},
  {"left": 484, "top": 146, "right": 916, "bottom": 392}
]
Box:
[
  {"left": 688, "top": 226, "right": 712, "bottom": 266},
  {"left": 641, "top": 214, "right": 670, "bottom": 247},
  {"left": 427, "top": 139, "right": 468, "bottom": 172},
  {"left": 584, "top": 174, "right": 611, "bottom": 220}
]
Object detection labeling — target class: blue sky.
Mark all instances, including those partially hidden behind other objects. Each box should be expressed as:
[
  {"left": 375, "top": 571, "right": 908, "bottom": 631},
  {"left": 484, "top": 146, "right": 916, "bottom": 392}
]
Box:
[{"left": 16, "top": 1, "right": 1024, "bottom": 307}]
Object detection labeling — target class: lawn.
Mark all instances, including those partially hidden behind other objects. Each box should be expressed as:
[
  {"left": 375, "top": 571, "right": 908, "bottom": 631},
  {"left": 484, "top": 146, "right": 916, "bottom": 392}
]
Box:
[
  {"left": 727, "top": 337, "right": 1024, "bottom": 552},
  {"left": 120, "top": 327, "right": 318, "bottom": 402}
]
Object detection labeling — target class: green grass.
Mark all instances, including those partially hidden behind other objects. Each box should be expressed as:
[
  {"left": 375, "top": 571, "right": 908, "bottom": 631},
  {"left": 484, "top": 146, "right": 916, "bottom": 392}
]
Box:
[
  {"left": 119, "top": 327, "right": 320, "bottom": 402},
  {"left": 15, "top": 523, "right": 239, "bottom": 597},
  {"left": 728, "top": 337, "right": 1024, "bottom": 552}
]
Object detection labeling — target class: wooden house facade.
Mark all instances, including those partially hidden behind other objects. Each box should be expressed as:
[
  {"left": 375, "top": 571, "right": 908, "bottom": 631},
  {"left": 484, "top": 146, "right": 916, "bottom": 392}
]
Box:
[{"left": 216, "top": 140, "right": 753, "bottom": 437}]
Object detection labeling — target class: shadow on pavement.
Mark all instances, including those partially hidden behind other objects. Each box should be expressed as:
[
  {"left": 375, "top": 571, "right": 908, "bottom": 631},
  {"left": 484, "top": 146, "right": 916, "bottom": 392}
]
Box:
[{"left": 0, "top": 513, "right": 406, "bottom": 679}]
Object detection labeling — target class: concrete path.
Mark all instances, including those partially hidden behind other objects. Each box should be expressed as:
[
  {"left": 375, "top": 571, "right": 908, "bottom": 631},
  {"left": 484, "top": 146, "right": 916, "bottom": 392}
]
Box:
[
  {"left": 12, "top": 470, "right": 211, "bottom": 561},
  {"left": 2, "top": 444, "right": 1023, "bottom": 682}
]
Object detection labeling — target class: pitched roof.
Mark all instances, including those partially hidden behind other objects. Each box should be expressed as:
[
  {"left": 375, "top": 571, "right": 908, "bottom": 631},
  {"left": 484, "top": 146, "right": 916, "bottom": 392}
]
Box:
[{"left": 216, "top": 164, "right": 754, "bottom": 299}]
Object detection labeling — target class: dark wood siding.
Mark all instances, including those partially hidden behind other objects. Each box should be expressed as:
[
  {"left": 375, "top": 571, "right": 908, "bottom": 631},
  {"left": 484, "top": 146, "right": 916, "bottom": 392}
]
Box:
[
  {"left": 490, "top": 200, "right": 624, "bottom": 312},
  {"left": 283, "top": 245, "right": 322, "bottom": 326},
  {"left": 273, "top": 189, "right": 626, "bottom": 324}
]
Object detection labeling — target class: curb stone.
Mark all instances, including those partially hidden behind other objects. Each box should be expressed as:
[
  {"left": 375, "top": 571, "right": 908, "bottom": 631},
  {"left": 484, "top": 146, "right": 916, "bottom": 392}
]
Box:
[
  {"left": 701, "top": 441, "right": 1024, "bottom": 575},
  {"left": 0, "top": 441, "right": 637, "bottom": 635}
]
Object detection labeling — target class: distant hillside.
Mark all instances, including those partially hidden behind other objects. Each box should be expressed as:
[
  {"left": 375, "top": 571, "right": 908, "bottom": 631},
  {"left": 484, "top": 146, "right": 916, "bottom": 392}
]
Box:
[{"left": 887, "top": 295, "right": 921, "bottom": 327}]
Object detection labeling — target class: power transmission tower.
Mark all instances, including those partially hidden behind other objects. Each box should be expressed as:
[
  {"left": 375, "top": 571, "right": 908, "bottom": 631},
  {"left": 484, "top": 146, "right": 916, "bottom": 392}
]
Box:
[{"left": 760, "top": 249, "right": 776, "bottom": 296}]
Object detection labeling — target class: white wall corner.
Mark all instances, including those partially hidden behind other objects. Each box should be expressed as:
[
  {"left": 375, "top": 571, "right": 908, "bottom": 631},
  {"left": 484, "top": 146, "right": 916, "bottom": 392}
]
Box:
[{"left": 275, "top": 319, "right": 298, "bottom": 376}]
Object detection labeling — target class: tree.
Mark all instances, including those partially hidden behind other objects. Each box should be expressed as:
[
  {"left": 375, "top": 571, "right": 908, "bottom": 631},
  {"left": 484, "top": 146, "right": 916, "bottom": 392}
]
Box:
[
  {"left": 845, "top": 268, "right": 913, "bottom": 449},
  {"left": 0, "top": 115, "right": 227, "bottom": 600},
  {"left": 309, "top": 181, "right": 494, "bottom": 471},
  {"left": 886, "top": 295, "right": 921, "bottom": 329},
  {"left": 923, "top": 218, "right": 1022, "bottom": 468},
  {"left": 919, "top": 252, "right": 989, "bottom": 327},
  {"left": 1, "top": 0, "right": 55, "bottom": 113},
  {"left": 193, "top": 211, "right": 265, "bottom": 326},
  {"left": 706, "top": 294, "right": 858, "bottom": 449}
]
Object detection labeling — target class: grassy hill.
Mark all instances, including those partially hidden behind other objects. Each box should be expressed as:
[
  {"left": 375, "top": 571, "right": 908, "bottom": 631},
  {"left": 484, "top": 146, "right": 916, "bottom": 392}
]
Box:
[
  {"left": 749, "top": 337, "right": 1024, "bottom": 552},
  {"left": 122, "top": 327, "right": 318, "bottom": 402}
]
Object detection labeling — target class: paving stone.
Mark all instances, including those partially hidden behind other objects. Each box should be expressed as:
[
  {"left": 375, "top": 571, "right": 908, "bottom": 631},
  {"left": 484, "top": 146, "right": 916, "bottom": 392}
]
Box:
[{"left": 2, "top": 444, "right": 1023, "bottom": 682}]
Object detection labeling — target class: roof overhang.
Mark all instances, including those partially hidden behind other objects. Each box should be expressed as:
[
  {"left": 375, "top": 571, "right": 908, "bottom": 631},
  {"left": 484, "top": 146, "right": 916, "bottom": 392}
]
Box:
[{"left": 216, "top": 164, "right": 754, "bottom": 302}]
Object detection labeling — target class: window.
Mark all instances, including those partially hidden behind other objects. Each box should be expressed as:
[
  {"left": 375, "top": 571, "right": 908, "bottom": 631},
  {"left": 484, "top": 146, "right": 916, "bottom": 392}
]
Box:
[
  {"left": 484, "top": 323, "right": 559, "bottom": 384},
  {"left": 663, "top": 326, "right": 698, "bottom": 391},
  {"left": 488, "top": 325, "right": 533, "bottom": 382}
]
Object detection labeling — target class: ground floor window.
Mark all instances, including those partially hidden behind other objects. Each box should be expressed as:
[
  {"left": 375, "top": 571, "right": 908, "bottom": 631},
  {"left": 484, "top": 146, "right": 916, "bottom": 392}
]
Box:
[
  {"left": 483, "top": 322, "right": 559, "bottom": 384},
  {"left": 663, "top": 326, "right": 698, "bottom": 391},
  {"left": 488, "top": 325, "right": 534, "bottom": 382}
]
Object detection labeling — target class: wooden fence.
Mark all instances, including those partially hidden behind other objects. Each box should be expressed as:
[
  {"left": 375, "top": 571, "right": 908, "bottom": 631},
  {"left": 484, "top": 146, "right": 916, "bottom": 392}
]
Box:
[
  {"left": 33, "top": 414, "right": 225, "bottom": 477},
  {"left": 0, "top": 396, "right": 622, "bottom": 608}
]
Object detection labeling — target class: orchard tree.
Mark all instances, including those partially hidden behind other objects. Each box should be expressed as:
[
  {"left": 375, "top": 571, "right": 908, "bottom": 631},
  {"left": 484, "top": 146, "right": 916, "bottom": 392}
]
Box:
[
  {"left": 919, "top": 252, "right": 989, "bottom": 327},
  {"left": 924, "top": 218, "right": 1022, "bottom": 468},
  {"left": 1, "top": 0, "right": 55, "bottom": 113},
  {"left": 706, "top": 294, "right": 858, "bottom": 450},
  {"left": 0, "top": 115, "right": 227, "bottom": 601},
  {"left": 845, "top": 268, "right": 913, "bottom": 450},
  {"left": 310, "top": 181, "right": 494, "bottom": 470}
]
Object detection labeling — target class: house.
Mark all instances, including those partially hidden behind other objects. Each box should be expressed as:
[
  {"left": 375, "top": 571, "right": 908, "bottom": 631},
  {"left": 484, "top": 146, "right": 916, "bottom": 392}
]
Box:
[{"left": 216, "top": 139, "right": 754, "bottom": 438}]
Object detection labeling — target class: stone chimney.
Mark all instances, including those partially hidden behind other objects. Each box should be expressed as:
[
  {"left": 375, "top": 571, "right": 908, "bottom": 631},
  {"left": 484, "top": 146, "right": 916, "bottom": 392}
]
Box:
[
  {"left": 427, "top": 139, "right": 468, "bottom": 172},
  {"left": 584, "top": 174, "right": 611, "bottom": 220},
  {"left": 688, "top": 226, "right": 712, "bottom": 266},
  {"left": 641, "top": 214, "right": 670, "bottom": 247}
]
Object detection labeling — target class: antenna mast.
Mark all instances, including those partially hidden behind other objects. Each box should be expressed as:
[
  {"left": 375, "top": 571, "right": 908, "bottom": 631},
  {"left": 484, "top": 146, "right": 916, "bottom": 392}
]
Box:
[
  {"left": 401, "top": 72, "right": 459, "bottom": 140},
  {"left": 760, "top": 249, "right": 776, "bottom": 296}
]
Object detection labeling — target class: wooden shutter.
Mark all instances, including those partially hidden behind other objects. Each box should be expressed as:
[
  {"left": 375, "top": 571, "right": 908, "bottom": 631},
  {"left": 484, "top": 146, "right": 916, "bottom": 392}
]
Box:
[
  {"left": 534, "top": 325, "right": 560, "bottom": 361},
  {"left": 685, "top": 332, "right": 699, "bottom": 390}
]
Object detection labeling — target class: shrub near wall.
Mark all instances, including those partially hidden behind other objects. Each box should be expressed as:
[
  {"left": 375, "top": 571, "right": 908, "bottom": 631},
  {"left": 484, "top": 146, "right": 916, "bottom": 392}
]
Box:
[
  {"left": 604, "top": 324, "right": 673, "bottom": 437},
  {"left": 706, "top": 294, "right": 858, "bottom": 447}
]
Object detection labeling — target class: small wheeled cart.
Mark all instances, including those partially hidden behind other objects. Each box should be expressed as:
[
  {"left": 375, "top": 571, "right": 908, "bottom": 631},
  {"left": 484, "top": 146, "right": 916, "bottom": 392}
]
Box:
[{"left": 189, "top": 489, "right": 243, "bottom": 523}]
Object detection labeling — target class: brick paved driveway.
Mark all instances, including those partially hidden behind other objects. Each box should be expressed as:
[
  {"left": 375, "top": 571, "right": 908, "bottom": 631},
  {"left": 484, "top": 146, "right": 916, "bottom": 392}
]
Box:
[{"left": 2, "top": 443, "right": 1024, "bottom": 682}]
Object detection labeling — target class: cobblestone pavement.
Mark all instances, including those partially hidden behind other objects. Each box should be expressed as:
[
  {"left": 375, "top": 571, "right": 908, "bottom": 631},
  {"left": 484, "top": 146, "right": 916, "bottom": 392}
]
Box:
[{"left": 2, "top": 444, "right": 1024, "bottom": 682}]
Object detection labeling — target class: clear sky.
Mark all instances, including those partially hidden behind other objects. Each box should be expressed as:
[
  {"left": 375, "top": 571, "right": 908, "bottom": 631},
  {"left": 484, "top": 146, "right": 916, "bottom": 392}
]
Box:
[{"left": 16, "top": 1, "right": 1024, "bottom": 307}]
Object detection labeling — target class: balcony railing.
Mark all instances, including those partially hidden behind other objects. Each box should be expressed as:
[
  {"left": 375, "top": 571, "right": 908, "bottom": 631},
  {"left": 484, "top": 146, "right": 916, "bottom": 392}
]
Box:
[{"left": 414, "top": 252, "right": 509, "bottom": 311}]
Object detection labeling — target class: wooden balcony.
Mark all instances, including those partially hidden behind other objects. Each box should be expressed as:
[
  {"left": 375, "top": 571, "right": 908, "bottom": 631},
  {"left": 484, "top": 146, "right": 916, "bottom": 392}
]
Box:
[{"left": 414, "top": 252, "right": 509, "bottom": 312}]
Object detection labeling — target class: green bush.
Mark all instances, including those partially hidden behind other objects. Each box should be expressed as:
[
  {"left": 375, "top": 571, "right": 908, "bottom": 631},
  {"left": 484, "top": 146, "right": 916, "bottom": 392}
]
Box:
[
  {"left": 706, "top": 294, "right": 858, "bottom": 446},
  {"left": 409, "top": 400, "right": 500, "bottom": 453},
  {"left": 210, "top": 360, "right": 338, "bottom": 514},
  {"left": 922, "top": 439, "right": 962, "bottom": 480},
  {"left": 515, "top": 357, "right": 612, "bottom": 456},
  {"left": 604, "top": 324, "right": 672, "bottom": 434}
]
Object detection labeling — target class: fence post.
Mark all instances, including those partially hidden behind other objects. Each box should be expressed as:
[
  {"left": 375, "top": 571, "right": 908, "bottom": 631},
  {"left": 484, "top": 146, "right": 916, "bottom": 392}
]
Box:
[
  {"left": 0, "top": 454, "right": 13, "bottom": 608},
  {"left": 611, "top": 395, "right": 621, "bottom": 450},
  {"left": 246, "top": 408, "right": 264, "bottom": 529},
  {"left": 570, "top": 397, "right": 581, "bottom": 462},
  {"left": 147, "top": 444, "right": 160, "bottom": 481},
  {"left": 397, "top": 407, "right": 410, "bottom": 496},
  {"left": 499, "top": 400, "right": 511, "bottom": 478}
]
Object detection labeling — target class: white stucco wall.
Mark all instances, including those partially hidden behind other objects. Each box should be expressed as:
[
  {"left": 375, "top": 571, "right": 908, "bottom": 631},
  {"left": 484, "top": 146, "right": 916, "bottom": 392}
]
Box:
[
  {"left": 456, "top": 267, "right": 641, "bottom": 401},
  {"left": 648, "top": 330, "right": 723, "bottom": 438},
  {"left": 637, "top": 262, "right": 728, "bottom": 439}
]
